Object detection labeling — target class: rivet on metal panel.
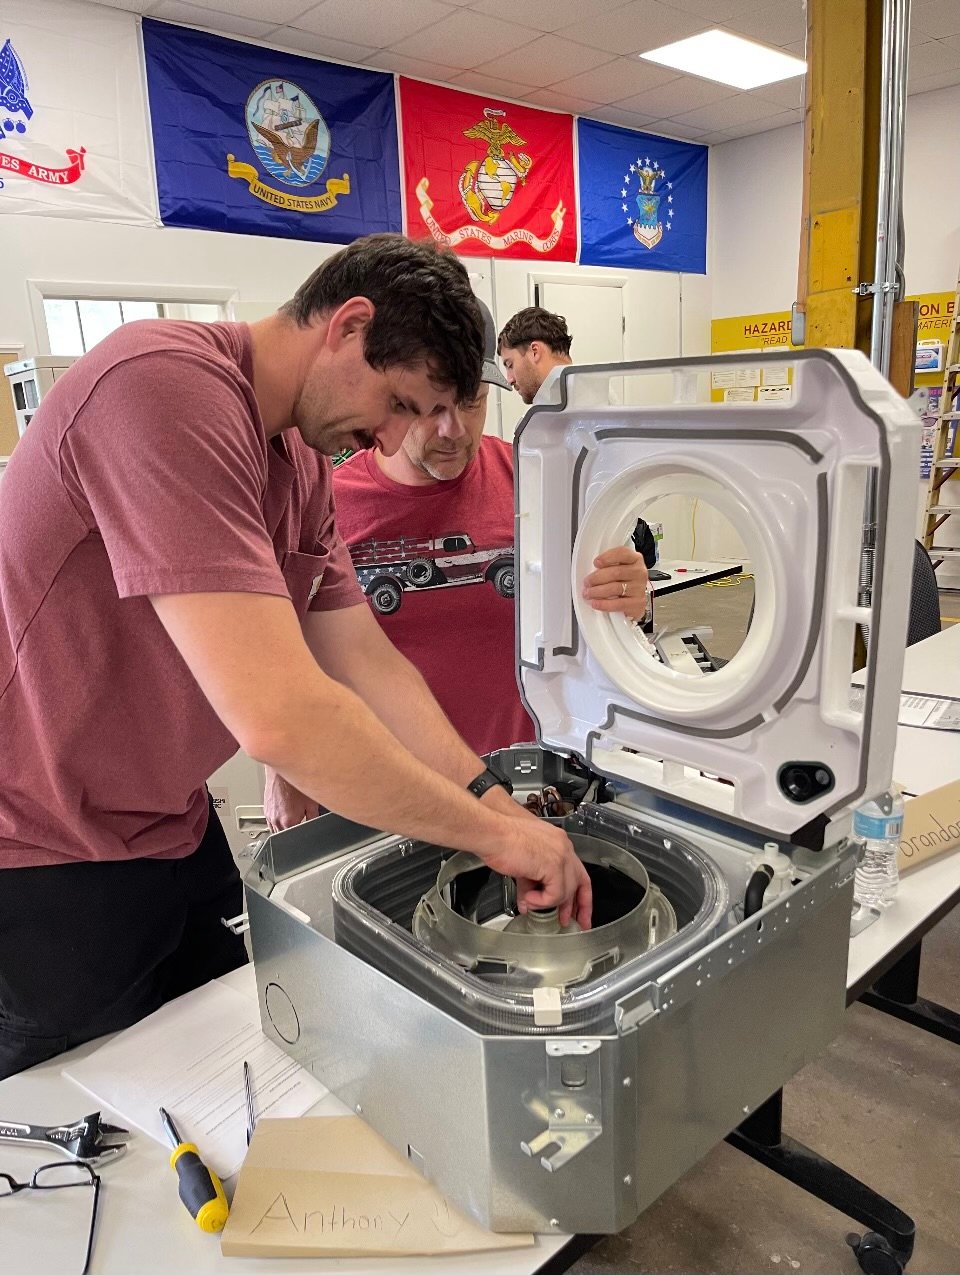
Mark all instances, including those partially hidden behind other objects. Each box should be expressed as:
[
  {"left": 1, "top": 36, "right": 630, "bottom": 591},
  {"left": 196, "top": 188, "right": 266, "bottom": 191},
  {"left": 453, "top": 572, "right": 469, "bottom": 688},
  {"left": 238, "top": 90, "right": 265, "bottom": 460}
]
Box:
[
  {"left": 585, "top": 1114, "right": 596, "bottom": 1124},
  {"left": 554, "top": 1108, "right": 565, "bottom": 1119},
  {"left": 355, "top": 1105, "right": 362, "bottom": 1115},
  {"left": 623, "top": 1077, "right": 631, "bottom": 1087},
  {"left": 550, "top": 1219, "right": 560, "bottom": 1229},
  {"left": 623, "top": 1175, "right": 632, "bottom": 1186}
]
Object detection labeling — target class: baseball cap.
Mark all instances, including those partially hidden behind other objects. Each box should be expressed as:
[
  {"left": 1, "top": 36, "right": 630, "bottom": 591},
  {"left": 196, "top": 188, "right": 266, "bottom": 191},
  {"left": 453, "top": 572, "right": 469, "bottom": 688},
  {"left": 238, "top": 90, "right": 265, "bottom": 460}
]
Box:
[{"left": 476, "top": 298, "right": 512, "bottom": 391}]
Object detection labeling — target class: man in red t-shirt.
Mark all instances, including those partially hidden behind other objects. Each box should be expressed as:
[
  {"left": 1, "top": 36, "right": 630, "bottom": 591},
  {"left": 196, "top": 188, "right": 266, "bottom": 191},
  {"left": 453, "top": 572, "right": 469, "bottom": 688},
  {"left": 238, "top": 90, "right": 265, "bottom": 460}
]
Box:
[
  {"left": 282, "top": 302, "right": 647, "bottom": 767},
  {"left": 0, "top": 236, "right": 594, "bottom": 1079}
]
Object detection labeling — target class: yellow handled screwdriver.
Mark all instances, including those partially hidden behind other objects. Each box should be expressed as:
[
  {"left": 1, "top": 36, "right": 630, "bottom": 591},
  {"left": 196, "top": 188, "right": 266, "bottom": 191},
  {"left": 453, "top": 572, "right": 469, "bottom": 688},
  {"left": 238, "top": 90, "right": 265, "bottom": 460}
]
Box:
[{"left": 158, "top": 1106, "right": 229, "bottom": 1234}]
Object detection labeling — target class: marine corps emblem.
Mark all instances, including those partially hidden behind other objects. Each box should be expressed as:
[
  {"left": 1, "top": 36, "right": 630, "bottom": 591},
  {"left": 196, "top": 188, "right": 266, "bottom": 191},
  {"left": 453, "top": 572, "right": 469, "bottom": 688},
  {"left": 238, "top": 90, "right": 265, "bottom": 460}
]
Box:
[
  {"left": 458, "top": 108, "right": 532, "bottom": 225},
  {"left": 621, "top": 156, "right": 674, "bottom": 250},
  {"left": 414, "top": 101, "right": 565, "bottom": 254},
  {"left": 226, "top": 77, "right": 350, "bottom": 214}
]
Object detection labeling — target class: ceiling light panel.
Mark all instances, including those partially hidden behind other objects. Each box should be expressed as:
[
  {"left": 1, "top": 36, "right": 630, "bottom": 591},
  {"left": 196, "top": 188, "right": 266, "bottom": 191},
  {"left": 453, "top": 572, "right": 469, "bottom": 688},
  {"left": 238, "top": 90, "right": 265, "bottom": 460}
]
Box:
[{"left": 640, "top": 29, "right": 807, "bottom": 90}]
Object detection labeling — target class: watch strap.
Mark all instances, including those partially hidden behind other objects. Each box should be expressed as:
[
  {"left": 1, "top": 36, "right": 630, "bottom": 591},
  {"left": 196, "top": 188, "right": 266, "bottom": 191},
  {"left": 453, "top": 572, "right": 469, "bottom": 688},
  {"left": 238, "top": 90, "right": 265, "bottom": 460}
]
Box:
[{"left": 466, "top": 766, "right": 514, "bottom": 799}]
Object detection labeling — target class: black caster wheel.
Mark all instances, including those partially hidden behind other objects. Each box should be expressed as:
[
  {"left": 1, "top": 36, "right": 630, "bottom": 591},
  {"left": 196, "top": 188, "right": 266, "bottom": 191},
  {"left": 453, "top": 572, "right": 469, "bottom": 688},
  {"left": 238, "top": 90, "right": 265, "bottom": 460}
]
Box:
[{"left": 846, "top": 1231, "right": 905, "bottom": 1275}]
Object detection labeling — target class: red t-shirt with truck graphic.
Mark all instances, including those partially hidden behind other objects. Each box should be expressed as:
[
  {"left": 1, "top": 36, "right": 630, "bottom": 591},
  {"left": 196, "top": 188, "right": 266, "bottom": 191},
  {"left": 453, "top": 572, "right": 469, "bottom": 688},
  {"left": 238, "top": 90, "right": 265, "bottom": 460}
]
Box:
[{"left": 332, "top": 438, "right": 535, "bottom": 757}]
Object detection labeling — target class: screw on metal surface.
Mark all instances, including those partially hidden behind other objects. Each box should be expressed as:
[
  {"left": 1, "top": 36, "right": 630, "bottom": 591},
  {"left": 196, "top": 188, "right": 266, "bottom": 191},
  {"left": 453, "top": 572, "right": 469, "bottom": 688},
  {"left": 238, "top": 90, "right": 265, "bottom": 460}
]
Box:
[
  {"left": 622, "top": 1077, "right": 631, "bottom": 1087},
  {"left": 355, "top": 1105, "right": 363, "bottom": 1115},
  {"left": 623, "top": 1175, "right": 632, "bottom": 1186},
  {"left": 585, "top": 1114, "right": 595, "bottom": 1124},
  {"left": 553, "top": 1108, "right": 565, "bottom": 1119},
  {"left": 743, "top": 1105, "right": 750, "bottom": 1114},
  {"left": 550, "top": 1219, "right": 560, "bottom": 1229}
]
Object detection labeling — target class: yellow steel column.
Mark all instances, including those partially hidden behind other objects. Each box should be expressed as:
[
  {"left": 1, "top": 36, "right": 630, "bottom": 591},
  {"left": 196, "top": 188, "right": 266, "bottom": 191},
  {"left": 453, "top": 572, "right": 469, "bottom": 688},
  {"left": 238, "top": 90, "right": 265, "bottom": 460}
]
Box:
[{"left": 797, "top": 0, "right": 917, "bottom": 395}]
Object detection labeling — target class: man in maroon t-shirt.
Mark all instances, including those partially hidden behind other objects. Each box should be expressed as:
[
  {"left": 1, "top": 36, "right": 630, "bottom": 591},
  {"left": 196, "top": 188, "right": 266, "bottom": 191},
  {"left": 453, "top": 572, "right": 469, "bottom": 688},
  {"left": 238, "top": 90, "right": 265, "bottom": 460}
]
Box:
[
  {"left": 0, "top": 235, "right": 596, "bottom": 1079},
  {"left": 264, "top": 302, "right": 649, "bottom": 827}
]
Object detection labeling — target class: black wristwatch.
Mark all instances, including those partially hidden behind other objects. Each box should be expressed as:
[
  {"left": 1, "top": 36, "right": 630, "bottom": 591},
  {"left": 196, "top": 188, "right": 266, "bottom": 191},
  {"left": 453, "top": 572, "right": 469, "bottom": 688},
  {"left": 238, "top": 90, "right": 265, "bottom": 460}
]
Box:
[{"left": 467, "top": 766, "right": 514, "bottom": 799}]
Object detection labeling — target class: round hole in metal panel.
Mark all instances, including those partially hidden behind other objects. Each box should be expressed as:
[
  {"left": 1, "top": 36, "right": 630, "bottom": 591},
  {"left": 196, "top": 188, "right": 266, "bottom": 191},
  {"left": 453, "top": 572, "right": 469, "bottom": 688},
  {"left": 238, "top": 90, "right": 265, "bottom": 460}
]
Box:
[{"left": 265, "top": 981, "right": 301, "bottom": 1045}]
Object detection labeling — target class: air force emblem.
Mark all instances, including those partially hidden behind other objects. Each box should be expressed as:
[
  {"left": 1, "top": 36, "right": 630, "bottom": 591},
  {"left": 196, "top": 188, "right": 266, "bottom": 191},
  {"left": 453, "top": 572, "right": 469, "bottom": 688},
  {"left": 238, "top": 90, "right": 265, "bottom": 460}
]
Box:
[{"left": 621, "top": 156, "right": 674, "bottom": 250}]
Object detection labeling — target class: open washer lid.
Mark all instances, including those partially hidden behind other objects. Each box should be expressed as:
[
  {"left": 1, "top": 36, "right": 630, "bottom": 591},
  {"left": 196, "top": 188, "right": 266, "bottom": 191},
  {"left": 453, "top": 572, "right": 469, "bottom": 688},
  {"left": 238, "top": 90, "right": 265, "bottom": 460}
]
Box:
[{"left": 515, "top": 348, "right": 920, "bottom": 844}]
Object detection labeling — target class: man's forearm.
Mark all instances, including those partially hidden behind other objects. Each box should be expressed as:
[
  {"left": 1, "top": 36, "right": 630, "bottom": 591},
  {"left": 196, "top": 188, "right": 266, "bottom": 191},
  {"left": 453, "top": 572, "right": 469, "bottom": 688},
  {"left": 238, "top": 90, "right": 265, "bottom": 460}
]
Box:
[
  {"left": 305, "top": 615, "right": 486, "bottom": 787},
  {"left": 261, "top": 673, "right": 504, "bottom": 854}
]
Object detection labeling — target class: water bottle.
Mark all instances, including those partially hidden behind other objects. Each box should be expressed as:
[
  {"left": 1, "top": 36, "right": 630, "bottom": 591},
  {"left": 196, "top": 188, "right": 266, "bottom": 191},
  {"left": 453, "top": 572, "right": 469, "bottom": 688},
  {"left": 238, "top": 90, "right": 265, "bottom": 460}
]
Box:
[{"left": 852, "top": 789, "right": 904, "bottom": 909}]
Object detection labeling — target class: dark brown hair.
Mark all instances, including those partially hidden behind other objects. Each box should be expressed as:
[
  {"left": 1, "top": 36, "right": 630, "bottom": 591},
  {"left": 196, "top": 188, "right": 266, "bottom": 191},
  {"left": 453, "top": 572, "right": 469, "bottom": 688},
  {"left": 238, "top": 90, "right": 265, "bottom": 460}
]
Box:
[
  {"left": 282, "top": 234, "right": 484, "bottom": 403},
  {"left": 497, "top": 306, "right": 572, "bottom": 357}
]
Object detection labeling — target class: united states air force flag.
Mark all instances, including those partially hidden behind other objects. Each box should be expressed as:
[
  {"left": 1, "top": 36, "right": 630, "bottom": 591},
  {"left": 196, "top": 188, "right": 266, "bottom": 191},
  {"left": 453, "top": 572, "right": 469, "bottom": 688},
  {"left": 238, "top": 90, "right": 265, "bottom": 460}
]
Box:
[
  {"left": 577, "top": 119, "right": 707, "bottom": 274},
  {"left": 142, "top": 19, "right": 401, "bottom": 242}
]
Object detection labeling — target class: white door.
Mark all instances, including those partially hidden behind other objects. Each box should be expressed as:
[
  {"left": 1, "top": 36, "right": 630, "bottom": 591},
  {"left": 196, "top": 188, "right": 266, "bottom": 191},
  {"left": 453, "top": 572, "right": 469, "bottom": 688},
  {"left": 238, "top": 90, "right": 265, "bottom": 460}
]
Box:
[
  {"left": 535, "top": 280, "right": 624, "bottom": 366},
  {"left": 467, "top": 265, "right": 503, "bottom": 438}
]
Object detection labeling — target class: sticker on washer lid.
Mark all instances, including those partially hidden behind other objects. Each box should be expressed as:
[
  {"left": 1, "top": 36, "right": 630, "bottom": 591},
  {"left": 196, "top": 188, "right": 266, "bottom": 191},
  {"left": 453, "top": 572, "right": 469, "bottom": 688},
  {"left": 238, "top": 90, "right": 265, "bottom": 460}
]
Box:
[
  {"left": 723, "top": 387, "right": 756, "bottom": 403},
  {"left": 711, "top": 369, "right": 737, "bottom": 389},
  {"left": 532, "top": 986, "right": 563, "bottom": 1027},
  {"left": 758, "top": 384, "right": 793, "bottom": 402}
]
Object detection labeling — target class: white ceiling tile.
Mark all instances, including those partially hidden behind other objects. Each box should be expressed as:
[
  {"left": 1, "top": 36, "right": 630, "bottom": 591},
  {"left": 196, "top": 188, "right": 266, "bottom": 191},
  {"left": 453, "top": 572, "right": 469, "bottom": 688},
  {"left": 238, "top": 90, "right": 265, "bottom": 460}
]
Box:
[
  {"left": 148, "top": 0, "right": 277, "bottom": 36},
  {"left": 749, "top": 74, "right": 805, "bottom": 110},
  {"left": 90, "top": 0, "right": 162, "bottom": 11},
  {"left": 448, "top": 70, "right": 539, "bottom": 101},
  {"left": 670, "top": 92, "right": 786, "bottom": 130},
  {"left": 269, "top": 27, "right": 376, "bottom": 62},
  {"left": 781, "top": 39, "right": 806, "bottom": 56},
  {"left": 721, "top": 3, "right": 807, "bottom": 46},
  {"left": 469, "top": 0, "right": 627, "bottom": 32},
  {"left": 557, "top": 0, "right": 713, "bottom": 57},
  {"left": 587, "top": 105, "right": 660, "bottom": 130},
  {"left": 155, "top": 0, "right": 314, "bottom": 21},
  {"left": 388, "top": 9, "right": 541, "bottom": 68},
  {"left": 643, "top": 118, "right": 711, "bottom": 140},
  {"left": 713, "top": 109, "right": 801, "bottom": 139},
  {"left": 910, "top": 36, "right": 960, "bottom": 75},
  {"left": 372, "top": 51, "right": 463, "bottom": 80},
  {"left": 664, "top": 0, "right": 784, "bottom": 18},
  {"left": 550, "top": 55, "right": 679, "bottom": 104},
  {"left": 701, "top": 130, "right": 737, "bottom": 144},
  {"left": 469, "top": 35, "right": 613, "bottom": 88},
  {"left": 524, "top": 87, "right": 601, "bottom": 113},
  {"left": 912, "top": 1, "right": 960, "bottom": 39},
  {"left": 294, "top": 0, "right": 456, "bottom": 48},
  {"left": 908, "top": 66, "right": 960, "bottom": 93},
  {"left": 613, "top": 75, "right": 735, "bottom": 117}
]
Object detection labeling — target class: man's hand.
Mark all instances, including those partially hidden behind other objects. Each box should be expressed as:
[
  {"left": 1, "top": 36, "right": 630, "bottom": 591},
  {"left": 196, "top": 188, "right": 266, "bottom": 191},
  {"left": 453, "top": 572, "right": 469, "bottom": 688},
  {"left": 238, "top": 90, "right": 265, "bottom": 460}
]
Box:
[
  {"left": 582, "top": 546, "right": 650, "bottom": 621},
  {"left": 264, "top": 768, "right": 319, "bottom": 832},
  {"left": 482, "top": 820, "right": 592, "bottom": 930}
]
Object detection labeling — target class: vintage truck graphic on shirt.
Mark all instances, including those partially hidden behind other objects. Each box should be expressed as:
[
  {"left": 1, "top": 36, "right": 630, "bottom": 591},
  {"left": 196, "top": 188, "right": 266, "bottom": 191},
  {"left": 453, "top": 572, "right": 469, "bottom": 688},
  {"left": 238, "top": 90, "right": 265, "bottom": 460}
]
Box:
[{"left": 349, "top": 533, "right": 515, "bottom": 615}]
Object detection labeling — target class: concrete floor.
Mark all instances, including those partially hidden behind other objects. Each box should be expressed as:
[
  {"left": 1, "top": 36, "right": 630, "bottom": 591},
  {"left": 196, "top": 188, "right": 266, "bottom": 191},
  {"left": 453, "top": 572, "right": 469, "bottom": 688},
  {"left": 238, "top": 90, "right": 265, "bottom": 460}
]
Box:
[{"left": 568, "top": 578, "right": 960, "bottom": 1275}]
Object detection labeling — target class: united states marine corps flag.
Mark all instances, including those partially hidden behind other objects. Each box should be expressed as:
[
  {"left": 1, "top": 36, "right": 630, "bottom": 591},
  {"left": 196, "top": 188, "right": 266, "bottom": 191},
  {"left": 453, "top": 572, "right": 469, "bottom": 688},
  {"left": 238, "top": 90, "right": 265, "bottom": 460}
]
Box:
[
  {"left": 142, "top": 20, "right": 401, "bottom": 243},
  {"left": 399, "top": 78, "right": 576, "bottom": 262}
]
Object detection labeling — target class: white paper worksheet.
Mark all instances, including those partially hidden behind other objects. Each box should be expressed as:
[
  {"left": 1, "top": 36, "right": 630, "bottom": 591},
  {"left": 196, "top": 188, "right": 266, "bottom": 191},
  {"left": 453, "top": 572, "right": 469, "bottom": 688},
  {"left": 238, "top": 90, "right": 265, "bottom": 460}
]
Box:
[{"left": 63, "top": 980, "right": 327, "bottom": 1179}]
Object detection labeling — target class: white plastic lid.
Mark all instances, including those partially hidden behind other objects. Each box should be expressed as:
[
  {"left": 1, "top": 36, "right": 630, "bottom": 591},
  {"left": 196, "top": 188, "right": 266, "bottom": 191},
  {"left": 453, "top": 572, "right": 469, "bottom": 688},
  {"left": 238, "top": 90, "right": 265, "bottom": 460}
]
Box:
[{"left": 515, "top": 349, "right": 919, "bottom": 841}]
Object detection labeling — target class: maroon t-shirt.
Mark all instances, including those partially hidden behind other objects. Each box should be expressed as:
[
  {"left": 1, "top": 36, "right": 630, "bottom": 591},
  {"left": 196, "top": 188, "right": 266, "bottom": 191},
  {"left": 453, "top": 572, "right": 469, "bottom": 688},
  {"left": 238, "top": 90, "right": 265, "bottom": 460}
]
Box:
[
  {"left": 332, "top": 438, "right": 535, "bottom": 757},
  {"left": 0, "top": 320, "right": 361, "bottom": 869}
]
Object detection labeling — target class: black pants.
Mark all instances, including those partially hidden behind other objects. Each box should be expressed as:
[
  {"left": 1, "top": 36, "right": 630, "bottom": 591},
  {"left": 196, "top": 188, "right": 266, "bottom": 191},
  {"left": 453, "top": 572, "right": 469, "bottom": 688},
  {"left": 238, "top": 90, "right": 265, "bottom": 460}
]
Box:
[{"left": 0, "top": 797, "right": 248, "bottom": 1080}]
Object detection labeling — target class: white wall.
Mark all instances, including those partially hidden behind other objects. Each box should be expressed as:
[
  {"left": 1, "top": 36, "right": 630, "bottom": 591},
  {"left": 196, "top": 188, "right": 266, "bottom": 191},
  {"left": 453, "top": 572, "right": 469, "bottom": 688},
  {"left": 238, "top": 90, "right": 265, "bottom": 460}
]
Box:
[{"left": 709, "top": 83, "right": 960, "bottom": 321}]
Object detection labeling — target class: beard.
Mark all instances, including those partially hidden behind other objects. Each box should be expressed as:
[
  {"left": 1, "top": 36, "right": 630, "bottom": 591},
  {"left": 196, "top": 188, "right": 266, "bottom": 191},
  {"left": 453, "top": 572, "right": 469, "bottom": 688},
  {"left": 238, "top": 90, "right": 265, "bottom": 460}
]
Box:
[{"left": 292, "top": 379, "right": 378, "bottom": 456}]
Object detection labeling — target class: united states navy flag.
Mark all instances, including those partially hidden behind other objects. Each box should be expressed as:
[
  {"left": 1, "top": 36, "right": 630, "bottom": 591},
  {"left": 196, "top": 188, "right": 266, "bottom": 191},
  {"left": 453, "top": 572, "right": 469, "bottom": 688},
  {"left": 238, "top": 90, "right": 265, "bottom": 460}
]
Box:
[
  {"left": 577, "top": 119, "right": 707, "bottom": 274},
  {"left": 142, "top": 20, "right": 401, "bottom": 242}
]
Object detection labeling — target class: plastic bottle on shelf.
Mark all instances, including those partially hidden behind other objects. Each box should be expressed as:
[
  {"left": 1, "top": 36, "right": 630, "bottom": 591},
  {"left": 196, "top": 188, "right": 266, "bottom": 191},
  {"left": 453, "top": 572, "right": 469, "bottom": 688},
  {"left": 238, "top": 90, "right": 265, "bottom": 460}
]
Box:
[{"left": 852, "top": 788, "right": 904, "bottom": 910}]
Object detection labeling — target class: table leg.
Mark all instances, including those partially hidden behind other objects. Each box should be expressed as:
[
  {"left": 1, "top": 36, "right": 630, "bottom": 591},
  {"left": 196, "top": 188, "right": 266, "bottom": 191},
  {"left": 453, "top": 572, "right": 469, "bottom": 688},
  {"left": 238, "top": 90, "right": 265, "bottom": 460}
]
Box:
[
  {"left": 859, "top": 940, "right": 960, "bottom": 1046},
  {"left": 726, "top": 1090, "right": 916, "bottom": 1268}
]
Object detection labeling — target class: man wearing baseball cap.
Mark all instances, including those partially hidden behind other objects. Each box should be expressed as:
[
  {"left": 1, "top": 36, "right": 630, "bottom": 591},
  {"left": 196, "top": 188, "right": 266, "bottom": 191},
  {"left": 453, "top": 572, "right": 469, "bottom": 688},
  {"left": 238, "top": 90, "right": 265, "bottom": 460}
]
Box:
[{"left": 265, "top": 300, "right": 648, "bottom": 829}]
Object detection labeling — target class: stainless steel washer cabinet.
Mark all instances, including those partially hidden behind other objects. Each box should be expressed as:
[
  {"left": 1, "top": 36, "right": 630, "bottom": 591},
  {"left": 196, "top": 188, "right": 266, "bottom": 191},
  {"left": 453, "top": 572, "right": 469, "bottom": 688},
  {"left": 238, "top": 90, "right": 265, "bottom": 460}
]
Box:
[{"left": 246, "top": 350, "right": 919, "bottom": 1236}]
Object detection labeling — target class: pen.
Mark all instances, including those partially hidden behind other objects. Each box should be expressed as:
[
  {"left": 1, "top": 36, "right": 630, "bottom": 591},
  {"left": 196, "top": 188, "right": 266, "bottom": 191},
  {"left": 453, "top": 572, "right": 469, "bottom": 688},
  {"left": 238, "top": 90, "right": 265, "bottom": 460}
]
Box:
[
  {"left": 158, "top": 1106, "right": 229, "bottom": 1234},
  {"left": 243, "top": 1060, "right": 256, "bottom": 1147},
  {"left": 673, "top": 567, "right": 709, "bottom": 574}
]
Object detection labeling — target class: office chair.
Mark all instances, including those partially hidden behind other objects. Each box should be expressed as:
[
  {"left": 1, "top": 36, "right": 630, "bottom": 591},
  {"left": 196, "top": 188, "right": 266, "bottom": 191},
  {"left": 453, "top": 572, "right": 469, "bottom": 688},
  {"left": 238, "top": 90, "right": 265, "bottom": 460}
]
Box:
[{"left": 906, "top": 540, "right": 941, "bottom": 647}]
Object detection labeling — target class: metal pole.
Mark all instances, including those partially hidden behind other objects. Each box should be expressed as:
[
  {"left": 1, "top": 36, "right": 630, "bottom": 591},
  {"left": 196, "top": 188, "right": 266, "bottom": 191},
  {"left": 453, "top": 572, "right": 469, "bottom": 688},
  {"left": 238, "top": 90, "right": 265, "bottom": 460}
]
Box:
[{"left": 861, "top": 0, "right": 912, "bottom": 614}]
